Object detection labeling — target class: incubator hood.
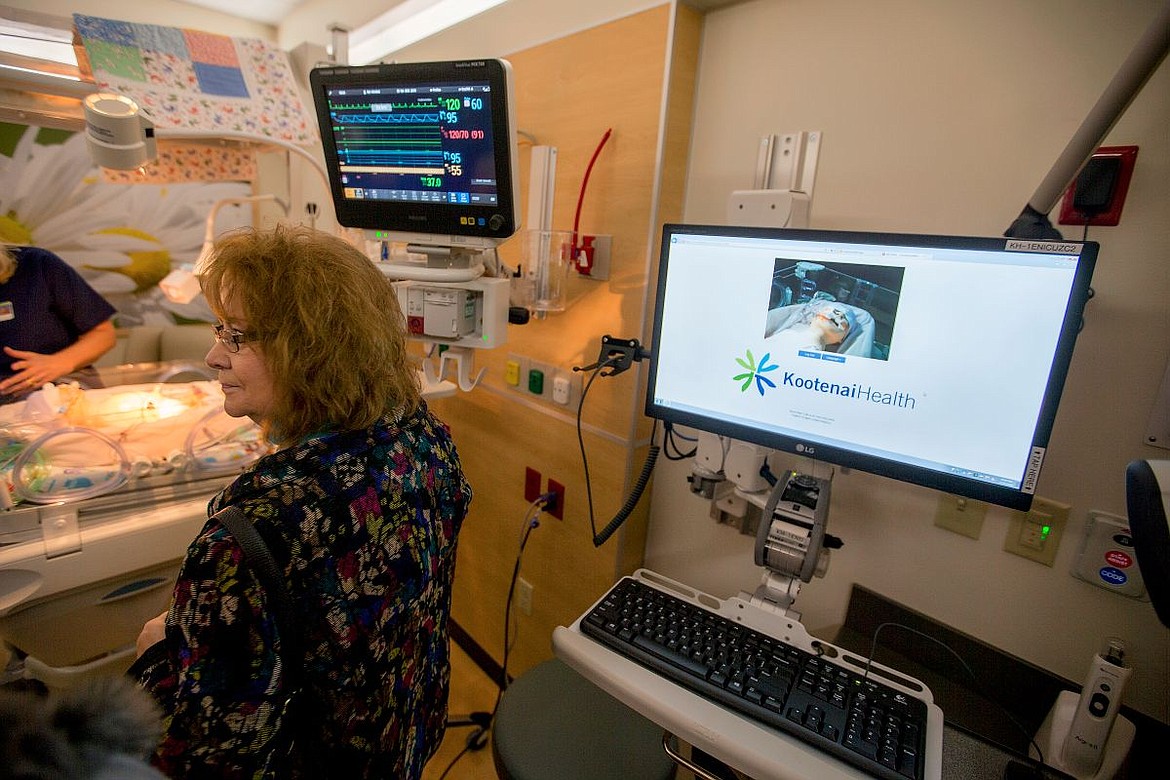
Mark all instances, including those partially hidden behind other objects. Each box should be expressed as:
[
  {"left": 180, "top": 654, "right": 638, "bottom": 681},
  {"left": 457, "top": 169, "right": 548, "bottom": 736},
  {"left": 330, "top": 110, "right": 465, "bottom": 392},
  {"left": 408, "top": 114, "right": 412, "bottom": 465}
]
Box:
[{"left": 1, "top": 370, "right": 267, "bottom": 688}]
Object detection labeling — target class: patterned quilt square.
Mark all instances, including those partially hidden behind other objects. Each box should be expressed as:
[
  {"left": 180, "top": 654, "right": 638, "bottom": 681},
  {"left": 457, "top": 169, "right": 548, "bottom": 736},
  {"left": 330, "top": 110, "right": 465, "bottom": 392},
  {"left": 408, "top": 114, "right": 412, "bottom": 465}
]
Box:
[
  {"left": 73, "top": 14, "right": 136, "bottom": 47},
  {"left": 85, "top": 40, "right": 146, "bottom": 83},
  {"left": 184, "top": 30, "right": 240, "bottom": 68},
  {"left": 193, "top": 62, "right": 250, "bottom": 99},
  {"left": 74, "top": 14, "right": 314, "bottom": 143},
  {"left": 135, "top": 25, "right": 188, "bottom": 59}
]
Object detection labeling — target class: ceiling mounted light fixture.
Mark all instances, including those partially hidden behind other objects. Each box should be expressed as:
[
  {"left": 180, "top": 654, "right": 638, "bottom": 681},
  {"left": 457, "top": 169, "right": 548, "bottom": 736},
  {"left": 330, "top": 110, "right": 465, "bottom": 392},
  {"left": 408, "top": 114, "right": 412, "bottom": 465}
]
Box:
[{"left": 349, "top": 0, "right": 509, "bottom": 64}]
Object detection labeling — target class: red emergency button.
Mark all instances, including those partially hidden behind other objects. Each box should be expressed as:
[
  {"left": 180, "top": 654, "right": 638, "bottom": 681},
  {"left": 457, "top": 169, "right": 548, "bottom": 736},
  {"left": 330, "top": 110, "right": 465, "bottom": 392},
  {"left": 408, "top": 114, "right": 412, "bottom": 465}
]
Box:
[{"left": 1104, "top": 550, "right": 1133, "bottom": 568}]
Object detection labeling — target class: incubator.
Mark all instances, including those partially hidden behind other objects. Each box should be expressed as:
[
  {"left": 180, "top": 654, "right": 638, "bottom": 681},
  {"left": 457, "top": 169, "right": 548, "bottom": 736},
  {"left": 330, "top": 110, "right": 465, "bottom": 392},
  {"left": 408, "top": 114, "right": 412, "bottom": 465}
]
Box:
[{"left": 0, "top": 366, "right": 267, "bottom": 688}]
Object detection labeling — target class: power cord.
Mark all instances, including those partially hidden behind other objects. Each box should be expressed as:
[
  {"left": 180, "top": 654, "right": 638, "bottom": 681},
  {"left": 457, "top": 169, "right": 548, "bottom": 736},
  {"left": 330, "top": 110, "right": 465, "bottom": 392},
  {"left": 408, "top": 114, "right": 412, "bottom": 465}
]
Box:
[
  {"left": 497, "top": 493, "right": 554, "bottom": 709},
  {"left": 861, "top": 621, "right": 1046, "bottom": 765},
  {"left": 436, "top": 739, "right": 477, "bottom": 780},
  {"left": 662, "top": 421, "right": 698, "bottom": 461},
  {"left": 436, "top": 493, "right": 554, "bottom": 779}
]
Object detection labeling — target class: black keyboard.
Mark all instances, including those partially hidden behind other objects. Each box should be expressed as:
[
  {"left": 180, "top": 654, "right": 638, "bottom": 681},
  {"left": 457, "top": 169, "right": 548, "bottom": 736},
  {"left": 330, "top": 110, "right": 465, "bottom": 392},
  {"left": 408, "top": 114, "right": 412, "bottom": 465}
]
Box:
[{"left": 580, "top": 577, "right": 928, "bottom": 780}]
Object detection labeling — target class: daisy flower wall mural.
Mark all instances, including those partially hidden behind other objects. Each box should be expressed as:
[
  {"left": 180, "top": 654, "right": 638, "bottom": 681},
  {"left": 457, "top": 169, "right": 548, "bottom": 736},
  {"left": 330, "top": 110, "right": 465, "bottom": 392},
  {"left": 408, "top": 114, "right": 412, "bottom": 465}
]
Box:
[{"left": 0, "top": 122, "right": 252, "bottom": 326}]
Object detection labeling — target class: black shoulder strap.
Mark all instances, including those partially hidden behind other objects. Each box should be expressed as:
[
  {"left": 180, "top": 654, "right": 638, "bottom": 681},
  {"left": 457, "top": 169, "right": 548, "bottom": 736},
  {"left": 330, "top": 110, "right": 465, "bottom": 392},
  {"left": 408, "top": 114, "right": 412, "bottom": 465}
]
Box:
[{"left": 213, "top": 506, "right": 303, "bottom": 684}]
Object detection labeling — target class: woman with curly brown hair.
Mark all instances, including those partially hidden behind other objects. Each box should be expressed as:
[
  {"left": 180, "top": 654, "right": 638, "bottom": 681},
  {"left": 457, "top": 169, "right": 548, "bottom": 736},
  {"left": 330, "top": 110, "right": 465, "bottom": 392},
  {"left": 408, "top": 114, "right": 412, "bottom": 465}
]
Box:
[{"left": 132, "top": 225, "right": 471, "bottom": 779}]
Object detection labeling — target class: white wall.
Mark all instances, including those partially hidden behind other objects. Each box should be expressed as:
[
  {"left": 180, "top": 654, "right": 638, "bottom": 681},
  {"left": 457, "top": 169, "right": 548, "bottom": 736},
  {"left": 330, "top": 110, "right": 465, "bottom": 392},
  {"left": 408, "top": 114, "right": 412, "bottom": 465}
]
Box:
[{"left": 644, "top": 0, "right": 1170, "bottom": 723}]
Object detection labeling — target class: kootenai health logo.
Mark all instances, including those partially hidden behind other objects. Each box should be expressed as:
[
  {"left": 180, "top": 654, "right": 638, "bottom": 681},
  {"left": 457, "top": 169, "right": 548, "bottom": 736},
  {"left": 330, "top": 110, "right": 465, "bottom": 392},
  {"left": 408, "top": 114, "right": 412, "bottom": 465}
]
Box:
[{"left": 733, "top": 350, "right": 779, "bottom": 396}]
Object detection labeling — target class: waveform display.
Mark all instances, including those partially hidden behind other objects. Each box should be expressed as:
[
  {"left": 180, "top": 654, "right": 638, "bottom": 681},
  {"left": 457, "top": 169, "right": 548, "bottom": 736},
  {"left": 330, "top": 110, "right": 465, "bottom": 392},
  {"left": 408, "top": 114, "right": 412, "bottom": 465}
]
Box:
[
  {"left": 323, "top": 90, "right": 496, "bottom": 199},
  {"left": 329, "top": 100, "right": 439, "bottom": 111},
  {"left": 332, "top": 121, "right": 444, "bottom": 168},
  {"left": 334, "top": 112, "right": 442, "bottom": 124}
]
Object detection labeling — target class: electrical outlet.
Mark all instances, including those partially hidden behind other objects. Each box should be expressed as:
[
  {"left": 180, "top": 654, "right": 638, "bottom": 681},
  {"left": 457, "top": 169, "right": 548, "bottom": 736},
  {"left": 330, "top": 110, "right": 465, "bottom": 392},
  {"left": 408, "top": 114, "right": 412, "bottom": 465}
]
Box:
[
  {"left": 547, "top": 478, "right": 565, "bottom": 520},
  {"left": 516, "top": 577, "right": 534, "bottom": 615},
  {"left": 524, "top": 466, "right": 541, "bottom": 502},
  {"left": 933, "top": 494, "right": 986, "bottom": 539},
  {"left": 1004, "top": 496, "right": 1070, "bottom": 566}
]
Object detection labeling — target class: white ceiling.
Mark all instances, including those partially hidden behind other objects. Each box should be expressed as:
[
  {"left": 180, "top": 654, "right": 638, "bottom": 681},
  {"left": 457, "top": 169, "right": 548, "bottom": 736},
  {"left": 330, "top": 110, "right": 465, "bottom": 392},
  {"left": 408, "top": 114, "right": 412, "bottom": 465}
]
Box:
[
  {"left": 175, "top": 0, "right": 747, "bottom": 27},
  {"left": 174, "top": 0, "right": 309, "bottom": 26}
]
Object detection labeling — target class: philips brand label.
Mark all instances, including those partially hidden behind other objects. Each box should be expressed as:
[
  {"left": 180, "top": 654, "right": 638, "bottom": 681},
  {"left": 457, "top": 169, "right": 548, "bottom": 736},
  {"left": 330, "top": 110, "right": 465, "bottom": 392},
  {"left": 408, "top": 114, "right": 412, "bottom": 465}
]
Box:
[{"left": 1005, "top": 240, "right": 1082, "bottom": 254}]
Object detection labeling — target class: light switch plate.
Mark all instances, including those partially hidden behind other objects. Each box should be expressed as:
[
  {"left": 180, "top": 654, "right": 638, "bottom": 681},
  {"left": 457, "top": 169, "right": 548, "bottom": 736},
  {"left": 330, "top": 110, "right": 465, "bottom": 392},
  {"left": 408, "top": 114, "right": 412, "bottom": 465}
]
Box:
[{"left": 934, "top": 494, "right": 986, "bottom": 539}]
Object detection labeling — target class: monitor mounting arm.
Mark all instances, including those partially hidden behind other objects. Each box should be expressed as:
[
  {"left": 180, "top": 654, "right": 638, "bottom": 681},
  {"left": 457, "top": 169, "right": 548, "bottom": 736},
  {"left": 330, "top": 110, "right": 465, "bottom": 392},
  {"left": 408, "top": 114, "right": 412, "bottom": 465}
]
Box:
[{"left": 746, "top": 470, "right": 842, "bottom": 622}]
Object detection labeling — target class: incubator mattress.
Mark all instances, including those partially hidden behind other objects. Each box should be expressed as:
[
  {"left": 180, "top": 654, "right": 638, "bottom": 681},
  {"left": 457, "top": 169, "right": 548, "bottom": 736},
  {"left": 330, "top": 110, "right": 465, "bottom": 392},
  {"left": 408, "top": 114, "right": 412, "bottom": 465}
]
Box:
[{"left": 1, "top": 380, "right": 265, "bottom": 508}]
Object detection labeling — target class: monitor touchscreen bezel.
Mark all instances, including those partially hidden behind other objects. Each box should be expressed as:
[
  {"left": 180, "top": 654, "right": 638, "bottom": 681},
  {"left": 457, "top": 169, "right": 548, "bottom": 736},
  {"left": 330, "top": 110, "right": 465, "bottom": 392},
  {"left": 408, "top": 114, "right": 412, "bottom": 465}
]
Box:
[{"left": 309, "top": 59, "right": 519, "bottom": 245}]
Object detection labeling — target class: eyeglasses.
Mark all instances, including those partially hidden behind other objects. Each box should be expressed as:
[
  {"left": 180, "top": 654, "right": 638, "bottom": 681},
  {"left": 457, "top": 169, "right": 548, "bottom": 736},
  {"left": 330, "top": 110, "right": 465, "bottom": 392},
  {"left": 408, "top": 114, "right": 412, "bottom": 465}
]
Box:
[{"left": 212, "top": 323, "right": 255, "bottom": 354}]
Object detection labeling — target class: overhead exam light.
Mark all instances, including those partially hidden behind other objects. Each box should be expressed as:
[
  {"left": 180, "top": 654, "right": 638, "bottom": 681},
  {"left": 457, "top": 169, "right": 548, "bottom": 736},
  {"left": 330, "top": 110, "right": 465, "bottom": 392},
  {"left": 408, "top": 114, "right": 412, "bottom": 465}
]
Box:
[
  {"left": 81, "top": 91, "right": 330, "bottom": 189},
  {"left": 82, "top": 93, "right": 156, "bottom": 170}
]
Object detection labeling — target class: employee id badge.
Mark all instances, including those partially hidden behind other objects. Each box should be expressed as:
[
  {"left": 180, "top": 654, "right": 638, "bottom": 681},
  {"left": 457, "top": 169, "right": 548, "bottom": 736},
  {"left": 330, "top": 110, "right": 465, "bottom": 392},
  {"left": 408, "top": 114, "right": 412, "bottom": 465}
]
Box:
[{"left": 0, "top": 301, "right": 13, "bottom": 321}]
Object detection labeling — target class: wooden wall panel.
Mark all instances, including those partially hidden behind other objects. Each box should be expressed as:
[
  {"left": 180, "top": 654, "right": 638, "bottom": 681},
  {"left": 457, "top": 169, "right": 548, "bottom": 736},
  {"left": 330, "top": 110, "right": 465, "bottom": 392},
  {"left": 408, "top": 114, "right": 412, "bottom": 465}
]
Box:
[{"left": 430, "top": 4, "right": 702, "bottom": 678}]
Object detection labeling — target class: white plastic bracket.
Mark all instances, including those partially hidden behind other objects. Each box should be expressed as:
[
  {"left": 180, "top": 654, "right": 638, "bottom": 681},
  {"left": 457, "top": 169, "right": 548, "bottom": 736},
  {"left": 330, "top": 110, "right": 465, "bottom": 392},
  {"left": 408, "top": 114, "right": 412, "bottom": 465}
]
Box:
[
  {"left": 753, "top": 131, "right": 822, "bottom": 195},
  {"left": 744, "top": 570, "right": 804, "bottom": 622},
  {"left": 422, "top": 345, "right": 487, "bottom": 393},
  {"left": 731, "top": 131, "right": 822, "bottom": 228},
  {"left": 41, "top": 504, "right": 81, "bottom": 559}
]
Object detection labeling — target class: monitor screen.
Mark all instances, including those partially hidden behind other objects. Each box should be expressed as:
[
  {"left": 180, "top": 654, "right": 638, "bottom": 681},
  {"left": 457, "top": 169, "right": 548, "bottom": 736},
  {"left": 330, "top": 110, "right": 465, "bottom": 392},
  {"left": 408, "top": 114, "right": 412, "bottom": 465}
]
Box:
[
  {"left": 309, "top": 59, "right": 519, "bottom": 248},
  {"left": 646, "top": 224, "right": 1098, "bottom": 510}
]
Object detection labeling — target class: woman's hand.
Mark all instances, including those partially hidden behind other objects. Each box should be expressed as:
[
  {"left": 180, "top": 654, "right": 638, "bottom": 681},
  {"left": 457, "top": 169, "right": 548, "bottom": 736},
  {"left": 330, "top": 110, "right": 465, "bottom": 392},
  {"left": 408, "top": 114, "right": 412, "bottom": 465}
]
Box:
[
  {"left": 137, "top": 611, "right": 168, "bottom": 657},
  {"left": 0, "top": 347, "right": 73, "bottom": 396},
  {"left": 0, "top": 320, "right": 115, "bottom": 397}
]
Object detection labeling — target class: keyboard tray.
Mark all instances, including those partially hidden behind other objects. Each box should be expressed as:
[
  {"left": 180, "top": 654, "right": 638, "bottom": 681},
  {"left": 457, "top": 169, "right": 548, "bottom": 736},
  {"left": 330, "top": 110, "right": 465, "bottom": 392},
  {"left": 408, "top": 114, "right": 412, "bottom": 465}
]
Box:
[{"left": 553, "top": 569, "right": 944, "bottom": 780}]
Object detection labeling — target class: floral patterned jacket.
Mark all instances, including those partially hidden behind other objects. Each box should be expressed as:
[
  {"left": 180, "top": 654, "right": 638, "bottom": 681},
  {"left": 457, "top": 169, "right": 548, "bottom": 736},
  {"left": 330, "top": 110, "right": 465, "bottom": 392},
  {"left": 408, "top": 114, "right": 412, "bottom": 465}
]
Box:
[{"left": 134, "top": 403, "right": 471, "bottom": 779}]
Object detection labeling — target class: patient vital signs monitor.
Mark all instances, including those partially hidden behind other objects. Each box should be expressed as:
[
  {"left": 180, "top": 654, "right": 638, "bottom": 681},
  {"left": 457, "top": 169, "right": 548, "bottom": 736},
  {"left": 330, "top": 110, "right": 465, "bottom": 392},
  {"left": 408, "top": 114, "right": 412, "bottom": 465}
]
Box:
[
  {"left": 309, "top": 59, "right": 520, "bottom": 250},
  {"left": 647, "top": 224, "right": 1097, "bottom": 510}
]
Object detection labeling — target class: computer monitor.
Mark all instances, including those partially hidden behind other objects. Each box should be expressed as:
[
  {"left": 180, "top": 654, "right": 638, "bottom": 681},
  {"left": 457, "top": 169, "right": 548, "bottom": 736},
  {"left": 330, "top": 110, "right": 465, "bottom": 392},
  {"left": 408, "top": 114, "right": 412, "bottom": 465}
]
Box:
[
  {"left": 646, "top": 224, "right": 1098, "bottom": 510},
  {"left": 309, "top": 59, "right": 520, "bottom": 251}
]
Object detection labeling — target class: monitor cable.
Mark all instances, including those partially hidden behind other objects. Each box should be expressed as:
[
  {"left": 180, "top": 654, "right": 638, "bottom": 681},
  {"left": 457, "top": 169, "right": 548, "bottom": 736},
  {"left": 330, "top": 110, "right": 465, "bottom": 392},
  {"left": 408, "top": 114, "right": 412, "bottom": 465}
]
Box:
[
  {"left": 662, "top": 421, "right": 698, "bottom": 461},
  {"left": 573, "top": 337, "right": 659, "bottom": 547}
]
